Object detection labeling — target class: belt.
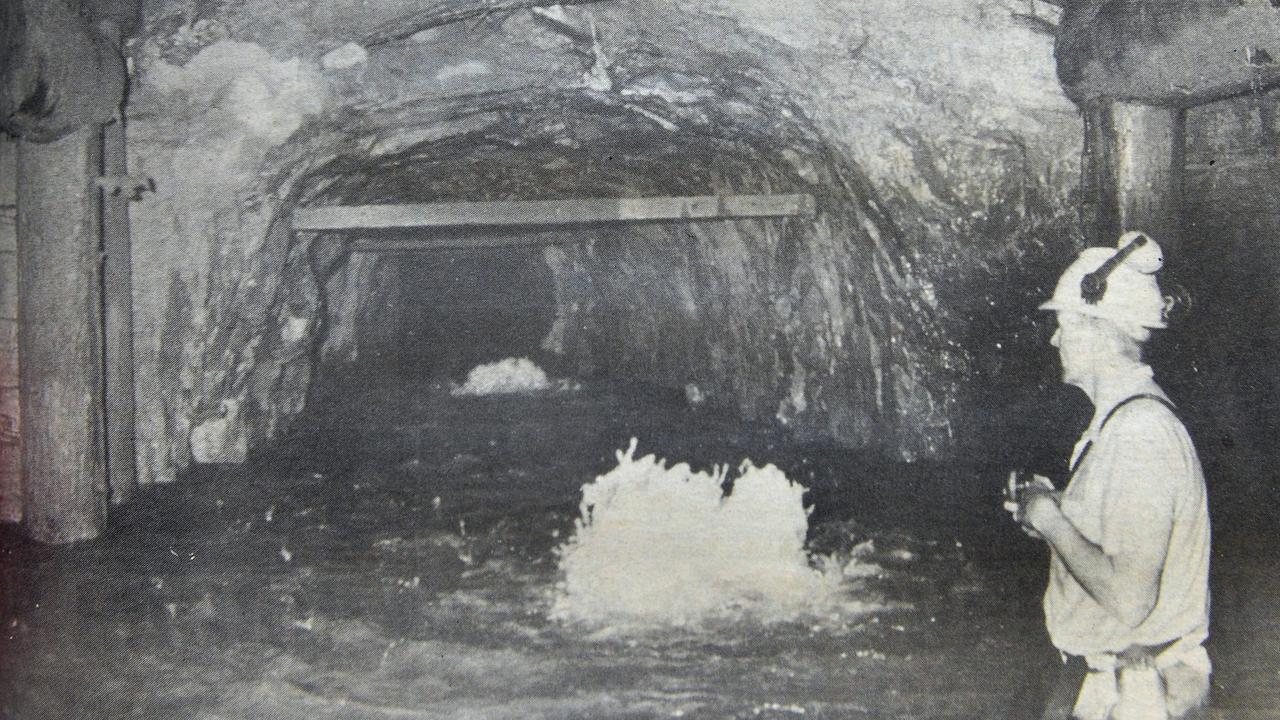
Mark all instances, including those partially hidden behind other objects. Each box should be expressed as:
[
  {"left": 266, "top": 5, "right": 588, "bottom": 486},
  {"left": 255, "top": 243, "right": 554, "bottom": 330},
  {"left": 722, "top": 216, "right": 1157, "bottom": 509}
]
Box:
[{"left": 1072, "top": 635, "right": 1211, "bottom": 720}]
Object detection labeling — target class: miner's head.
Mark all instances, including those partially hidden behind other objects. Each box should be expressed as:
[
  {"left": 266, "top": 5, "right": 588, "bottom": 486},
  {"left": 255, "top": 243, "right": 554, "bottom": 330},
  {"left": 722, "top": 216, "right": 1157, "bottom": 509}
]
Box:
[{"left": 1040, "top": 232, "right": 1170, "bottom": 387}]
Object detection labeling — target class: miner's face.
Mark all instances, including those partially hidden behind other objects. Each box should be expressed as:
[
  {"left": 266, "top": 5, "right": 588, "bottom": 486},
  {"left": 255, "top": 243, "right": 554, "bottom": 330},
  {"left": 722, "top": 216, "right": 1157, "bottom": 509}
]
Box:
[{"left": 1049, "top": 311, "right": 1098, "bottom": 388}]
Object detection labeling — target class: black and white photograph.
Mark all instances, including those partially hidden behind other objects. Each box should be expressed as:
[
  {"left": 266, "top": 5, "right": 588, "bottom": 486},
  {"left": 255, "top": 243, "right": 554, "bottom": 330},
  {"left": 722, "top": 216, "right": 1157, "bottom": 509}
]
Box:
[{"left": 0, "top": 1, "right": 1277, "bottom": 718}]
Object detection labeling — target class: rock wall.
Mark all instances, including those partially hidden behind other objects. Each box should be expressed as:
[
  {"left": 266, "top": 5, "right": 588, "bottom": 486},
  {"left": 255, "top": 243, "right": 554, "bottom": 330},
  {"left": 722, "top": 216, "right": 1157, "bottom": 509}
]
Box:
[
  {"left": 539, "top": 0, "right": 1085, "bottom": 458},
  {"left": 1176, "top": 89, "right": 1280, "bottom": 513},
  {"left": 126, "top": 46, "right": 323, "bottom": 478},
  {"left": 122, "top": 0, "right": 1083, "bottom": 483}
]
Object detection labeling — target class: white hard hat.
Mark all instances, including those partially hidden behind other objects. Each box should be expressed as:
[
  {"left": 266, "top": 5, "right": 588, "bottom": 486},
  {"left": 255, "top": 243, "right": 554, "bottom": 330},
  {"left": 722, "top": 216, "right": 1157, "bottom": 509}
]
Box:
[{"left": 1039, "top": 231, "right": 1168, "bottom": 332}]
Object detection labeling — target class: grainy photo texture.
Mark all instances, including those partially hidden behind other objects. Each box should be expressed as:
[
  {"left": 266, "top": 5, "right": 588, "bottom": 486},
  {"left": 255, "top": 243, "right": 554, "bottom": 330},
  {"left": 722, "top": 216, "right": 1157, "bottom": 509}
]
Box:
[{"left": 0, "top": 1, "right": 1277, "bottom": 718}]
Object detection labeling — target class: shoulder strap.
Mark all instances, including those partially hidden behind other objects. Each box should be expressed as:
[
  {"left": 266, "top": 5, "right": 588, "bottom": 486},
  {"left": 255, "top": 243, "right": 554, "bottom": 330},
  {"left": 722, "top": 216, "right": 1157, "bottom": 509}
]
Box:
[
  {"left": 1069, "top": 394, "right": 1179, "bottom": 477},
  {"left": 1099, "top": 393, "right": 1178, "bottom": 432}
]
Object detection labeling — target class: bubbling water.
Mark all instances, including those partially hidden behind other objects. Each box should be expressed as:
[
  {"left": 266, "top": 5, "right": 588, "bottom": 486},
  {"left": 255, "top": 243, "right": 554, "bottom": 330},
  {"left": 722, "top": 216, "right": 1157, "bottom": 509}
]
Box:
[
  {"left": 552, "top": 439, "right": 861, "bottom": 628},
  {"left": 453, "top": 357, "right": 551, "bottom": 396}
]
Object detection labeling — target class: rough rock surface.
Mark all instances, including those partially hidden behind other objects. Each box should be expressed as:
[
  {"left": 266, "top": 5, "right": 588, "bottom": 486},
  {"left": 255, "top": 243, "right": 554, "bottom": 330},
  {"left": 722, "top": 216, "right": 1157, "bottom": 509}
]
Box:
[
  {"left": 122, "top": 0, "right": 1083, "bottom": 483},
  {"left": 1055, "top": 0, "right": 1280, "bottom": 107}
]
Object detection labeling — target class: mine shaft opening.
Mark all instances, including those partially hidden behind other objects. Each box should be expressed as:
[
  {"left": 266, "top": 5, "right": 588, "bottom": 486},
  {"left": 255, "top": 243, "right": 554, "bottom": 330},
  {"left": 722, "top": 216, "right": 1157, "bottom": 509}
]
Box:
[
  {"left": 304, "top": 213, "right": 811, "bottom": 392},
  {"left": 345, "top": 241, "right": 558, "bottom": 381},
  {"left": 279, "top": 95, "right": 863, "bottom": 451}
]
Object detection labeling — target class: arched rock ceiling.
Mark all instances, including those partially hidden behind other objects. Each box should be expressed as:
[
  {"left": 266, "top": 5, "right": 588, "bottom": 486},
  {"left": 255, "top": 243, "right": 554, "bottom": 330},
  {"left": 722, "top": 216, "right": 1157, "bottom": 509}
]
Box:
[{"left": 121, "top": 0, "right": 1083, "bottom": 482}]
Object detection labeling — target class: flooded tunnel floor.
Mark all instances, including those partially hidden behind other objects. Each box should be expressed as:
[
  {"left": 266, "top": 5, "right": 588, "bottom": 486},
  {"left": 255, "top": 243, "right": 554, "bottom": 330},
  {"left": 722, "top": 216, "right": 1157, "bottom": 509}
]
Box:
[{"left": 2, "top": 373, "right": 1278, "bottom": 719}]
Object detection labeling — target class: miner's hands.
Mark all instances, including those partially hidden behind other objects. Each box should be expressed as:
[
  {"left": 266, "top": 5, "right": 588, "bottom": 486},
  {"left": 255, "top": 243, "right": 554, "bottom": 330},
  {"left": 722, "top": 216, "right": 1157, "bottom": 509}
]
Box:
[
  {"left": 1020, "top": 488, "right": 1062, "bottom": 537},
  {"left": 1004, "top": 472, "right": 1059, "bottom": 540}
]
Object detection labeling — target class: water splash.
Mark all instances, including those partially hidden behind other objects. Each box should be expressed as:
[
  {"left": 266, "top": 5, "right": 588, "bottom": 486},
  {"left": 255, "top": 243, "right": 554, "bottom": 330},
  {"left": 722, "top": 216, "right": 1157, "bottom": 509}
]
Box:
[
  {"left": 453, "top": 358, "right": 551, "bottom": 396},
  {"left": 552, "top": 439, "right": 865, "bottom": 628}
]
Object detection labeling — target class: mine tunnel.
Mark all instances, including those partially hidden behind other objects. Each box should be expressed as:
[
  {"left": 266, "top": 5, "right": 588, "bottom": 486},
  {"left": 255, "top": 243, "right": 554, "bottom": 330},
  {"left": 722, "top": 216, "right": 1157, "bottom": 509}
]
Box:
[
  {"left": 2, "top": 1, "right": 1280, "bottom": 718},
  {"left": 367, "top": 248, "right": 556, "bottom": 375}
]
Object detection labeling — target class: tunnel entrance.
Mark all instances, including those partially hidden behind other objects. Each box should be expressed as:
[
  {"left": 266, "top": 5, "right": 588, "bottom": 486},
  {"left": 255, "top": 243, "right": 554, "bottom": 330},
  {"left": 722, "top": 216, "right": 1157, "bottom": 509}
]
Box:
[
  {"left": 307, "top": 189, "right": 816, "bottom": 393},
  {"left": 353, "top": 244, "right": 558, "bottom": 380},
  {"left": 254, "top": 86, "right": 963, "bottom": 466},
  {"left": 287, "top": 100, "right": 810, "bottom": 399}
]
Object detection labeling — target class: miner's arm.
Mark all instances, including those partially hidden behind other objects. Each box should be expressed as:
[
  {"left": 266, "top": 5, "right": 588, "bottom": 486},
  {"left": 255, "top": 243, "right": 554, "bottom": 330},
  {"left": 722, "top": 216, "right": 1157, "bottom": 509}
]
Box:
[
  {"left": 1023, "top": 408, "right": 1178, "bottom": 629},
  {"left": 1026, "top": 496, "right": 1168, "bottom": 628}
]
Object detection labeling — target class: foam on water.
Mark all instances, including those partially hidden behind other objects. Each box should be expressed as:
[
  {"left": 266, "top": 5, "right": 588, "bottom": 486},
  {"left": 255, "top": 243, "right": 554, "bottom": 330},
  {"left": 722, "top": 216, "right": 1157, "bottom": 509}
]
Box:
[
  {"left": 552, "top": 439, "right": 861, "bottom": 627},
  {"left": 453, "top": 358, "right": 551, "bottom": 396}
]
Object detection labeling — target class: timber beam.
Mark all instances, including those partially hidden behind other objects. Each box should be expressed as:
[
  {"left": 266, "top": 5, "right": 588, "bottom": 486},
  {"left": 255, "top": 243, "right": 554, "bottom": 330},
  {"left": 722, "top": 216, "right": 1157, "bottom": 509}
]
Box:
[
  {"left": 1055, "top": 0, "right": 1280, "bottom": 108},
  {"left": 292, "top": 194, "right": 816, "bottom": 233},
  {"left": 100, "top": 118, "right": 138, "bottom": 504}
]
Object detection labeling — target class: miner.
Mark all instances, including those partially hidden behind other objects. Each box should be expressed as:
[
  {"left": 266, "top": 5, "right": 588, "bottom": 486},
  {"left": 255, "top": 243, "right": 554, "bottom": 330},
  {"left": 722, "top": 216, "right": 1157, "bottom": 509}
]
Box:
[{"left": 1007, "top": 232, "right": 1212, "bottom": 719}]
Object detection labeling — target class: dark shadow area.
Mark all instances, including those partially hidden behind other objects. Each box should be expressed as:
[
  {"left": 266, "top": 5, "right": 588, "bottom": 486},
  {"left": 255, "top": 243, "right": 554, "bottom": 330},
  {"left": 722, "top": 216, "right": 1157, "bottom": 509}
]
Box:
[
  {"left": 1171, "top": 96, "right": 1280, "bottom": 711},
  {"left": 2, "top": 361, "right": 1277, "bottom": 717},
  {"left": 357, "top": 243, "right": 557, "bottom": 380},
  {"left": 0, "top": 373, "right": 1054, "bottom": 719}
]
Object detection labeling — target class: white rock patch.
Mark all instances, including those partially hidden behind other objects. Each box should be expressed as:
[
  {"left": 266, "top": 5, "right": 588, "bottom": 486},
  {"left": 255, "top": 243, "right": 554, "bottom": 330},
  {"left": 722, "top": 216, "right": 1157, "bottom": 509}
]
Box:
[
  {"left": 322, "top": 42, "right": 369, "bottom": 71},
  {"left": 145, "top": 40, "right": 324, "bottom": 145}
]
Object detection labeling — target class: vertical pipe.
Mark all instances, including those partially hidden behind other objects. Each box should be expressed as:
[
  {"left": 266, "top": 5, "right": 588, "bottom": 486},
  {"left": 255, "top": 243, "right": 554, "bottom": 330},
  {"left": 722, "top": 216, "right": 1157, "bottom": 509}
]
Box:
[
  {"left": 16, "top": 127, "right": 108, "bottom": 544},
  {"left": 100, "top": 117, "right": 137, "bottom": 504}
]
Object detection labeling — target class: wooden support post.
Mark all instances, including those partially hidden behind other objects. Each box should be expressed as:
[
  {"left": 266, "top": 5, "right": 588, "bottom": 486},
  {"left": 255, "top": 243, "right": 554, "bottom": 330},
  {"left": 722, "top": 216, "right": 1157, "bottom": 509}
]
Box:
[
  {"left": 16, "top": 127, "right": 108, "bottom": 544},
  {"left": 100, "top": 118, "right": 137, "bottom": 504},
  {"left": 1081, "top": 101, "right": 1186, "bottom": 255},
  {"left": 1112, "top": 102, "right": 1185, "bottom": 256},
  {"left": 1080, "top": 100, "right": 1121, "bottom": 249},
  {"left": 0, "top": 139, "right": 20, "bottom": 524},
  {"left": 293, "top": 194, "right": 817, "bottom": 232}
]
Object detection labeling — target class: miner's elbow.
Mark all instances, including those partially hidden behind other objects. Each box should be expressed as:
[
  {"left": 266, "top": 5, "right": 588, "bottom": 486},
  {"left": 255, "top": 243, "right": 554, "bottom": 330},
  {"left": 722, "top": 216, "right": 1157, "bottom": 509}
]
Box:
[
  {"left": 1114, "top": 598, "right": 1157, "bottom": 629},
  {"left": 1110, "top": 580, "right": 1160, "bottom": 629}
]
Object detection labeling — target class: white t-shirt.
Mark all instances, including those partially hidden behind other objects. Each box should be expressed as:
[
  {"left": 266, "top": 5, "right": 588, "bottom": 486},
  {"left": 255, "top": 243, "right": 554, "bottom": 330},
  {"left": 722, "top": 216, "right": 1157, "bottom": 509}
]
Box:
[{"left": 1044, "top": 365, "right": 1211, "bottom": 657}]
